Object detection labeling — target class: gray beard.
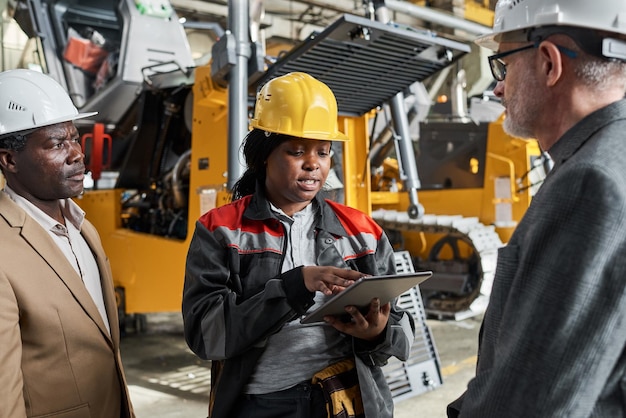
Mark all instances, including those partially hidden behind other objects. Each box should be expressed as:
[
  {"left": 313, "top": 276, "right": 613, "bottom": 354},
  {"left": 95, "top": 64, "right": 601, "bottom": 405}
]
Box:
[{"left": 502, "top": 114, "right": 536, "bottom": 140}]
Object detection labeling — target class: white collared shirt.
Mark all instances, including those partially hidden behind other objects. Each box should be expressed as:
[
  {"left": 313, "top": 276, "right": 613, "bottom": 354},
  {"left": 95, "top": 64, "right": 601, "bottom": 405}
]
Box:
[
  {"left": 269, "top": 202, "right": 317, "bottom": 272},
  {"left": 4, "top": 186, "right": 110, "bottom": 334}
]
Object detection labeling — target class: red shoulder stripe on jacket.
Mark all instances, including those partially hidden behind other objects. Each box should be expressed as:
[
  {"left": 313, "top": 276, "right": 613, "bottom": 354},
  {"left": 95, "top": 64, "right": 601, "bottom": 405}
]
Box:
[
  {"left": 198, "top": 196, "right": 283, "bottom": 237},
  {"left": 324, "top": 200, "right": 384, "bottom": 240}
]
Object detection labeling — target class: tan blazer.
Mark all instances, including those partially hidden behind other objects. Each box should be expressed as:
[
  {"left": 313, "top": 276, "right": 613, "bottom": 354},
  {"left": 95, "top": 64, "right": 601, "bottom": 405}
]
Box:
[{"left": 0, "top": 192, "right": 134, "bottom": 418}]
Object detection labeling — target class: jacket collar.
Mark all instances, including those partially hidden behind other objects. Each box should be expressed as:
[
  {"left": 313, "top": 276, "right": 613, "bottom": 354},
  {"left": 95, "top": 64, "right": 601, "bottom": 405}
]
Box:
[
  {"left": 0, "top": 191, "right": 114, "bottom": 344},
  {"left": 549, "top": 99, "right": 626, "bottom": 170},
  {"left": 242, "top": 186, "right": 349, "bottom": 237}
]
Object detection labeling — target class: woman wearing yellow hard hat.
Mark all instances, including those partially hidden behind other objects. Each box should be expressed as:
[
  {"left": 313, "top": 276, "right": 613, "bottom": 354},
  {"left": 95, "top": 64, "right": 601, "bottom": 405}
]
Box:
[{"left": 183, "top": 72, "right": 414, "bottom": 418}]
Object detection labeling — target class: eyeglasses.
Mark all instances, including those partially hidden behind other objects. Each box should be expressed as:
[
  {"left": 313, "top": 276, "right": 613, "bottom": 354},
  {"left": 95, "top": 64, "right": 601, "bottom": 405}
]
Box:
[{"left": 488, "top": 43, "right": 578, "bottom": 81}]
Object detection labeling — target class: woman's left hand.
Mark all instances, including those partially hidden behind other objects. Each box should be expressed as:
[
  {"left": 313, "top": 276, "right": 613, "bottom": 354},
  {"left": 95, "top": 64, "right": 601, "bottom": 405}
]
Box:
[{"left": 323, "top": 298, "right": 390, "bottom": 342}]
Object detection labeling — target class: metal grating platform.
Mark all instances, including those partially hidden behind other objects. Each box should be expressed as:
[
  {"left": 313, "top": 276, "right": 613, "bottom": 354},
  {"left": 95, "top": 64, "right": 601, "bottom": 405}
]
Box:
[
  {"left": 383, "top": 251, "right": 443, "bottom": 401},
  {"left": 257, "top": 14, "right": 470, "bottom": 116}
]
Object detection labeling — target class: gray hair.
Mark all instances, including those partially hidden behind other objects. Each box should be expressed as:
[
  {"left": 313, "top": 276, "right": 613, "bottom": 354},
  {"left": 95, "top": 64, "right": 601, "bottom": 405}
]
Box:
[
  {"left": 530, "top": 27, "right": 626, "bottom": 93},
  {"left": 574, "top": 55, "right": 626, "bottom": 92}
]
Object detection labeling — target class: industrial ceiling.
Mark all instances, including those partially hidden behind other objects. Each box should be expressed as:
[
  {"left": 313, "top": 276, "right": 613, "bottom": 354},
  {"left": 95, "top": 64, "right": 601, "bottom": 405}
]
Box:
[{"left": 170, "top": 0, "right": 492, "bottom": 58}]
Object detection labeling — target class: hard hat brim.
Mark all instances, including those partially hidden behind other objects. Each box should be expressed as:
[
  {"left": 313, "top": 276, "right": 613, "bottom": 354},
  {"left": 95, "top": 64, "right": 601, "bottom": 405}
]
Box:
[
  {"left": 474, "top": 33, "right": 498, "bottom": 51},
  {"left": 0, "top": 111, "right": 98, "bottom": 137},
  {"left": 250, "top": 125, "right": 350, "bottom": 142},
  {"left": 31, "top": 111, "right": 98, "bottom": 133},
  {"left": 43, "top": 111, "right": 98, "bottom": 128}
]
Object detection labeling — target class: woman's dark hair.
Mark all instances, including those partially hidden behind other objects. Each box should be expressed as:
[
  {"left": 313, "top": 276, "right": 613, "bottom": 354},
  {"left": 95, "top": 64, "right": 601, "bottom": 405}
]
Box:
[{"left": 231, "top": 129, "right": 291, "bottom": 200}]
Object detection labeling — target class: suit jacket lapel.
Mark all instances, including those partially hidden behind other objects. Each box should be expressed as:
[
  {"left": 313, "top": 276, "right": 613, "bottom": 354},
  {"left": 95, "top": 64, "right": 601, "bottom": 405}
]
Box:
[
  {"left": 81, "top": 221, "right": 120, "bottom": 347},
  {"left": 1, "top": 193, "right": 114, "bottom": 343}
]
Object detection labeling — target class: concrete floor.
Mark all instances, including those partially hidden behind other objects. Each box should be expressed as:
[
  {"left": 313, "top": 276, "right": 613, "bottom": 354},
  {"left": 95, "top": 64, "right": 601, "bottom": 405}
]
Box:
[{"left": 120, "top": 313, "right": 482, "bottom": 418}]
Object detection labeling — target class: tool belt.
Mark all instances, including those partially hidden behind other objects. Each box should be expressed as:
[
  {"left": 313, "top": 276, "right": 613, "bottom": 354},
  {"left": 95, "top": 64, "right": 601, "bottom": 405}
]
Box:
[{"left": 312, "top": 358, "right": 365, "bottom": 418}]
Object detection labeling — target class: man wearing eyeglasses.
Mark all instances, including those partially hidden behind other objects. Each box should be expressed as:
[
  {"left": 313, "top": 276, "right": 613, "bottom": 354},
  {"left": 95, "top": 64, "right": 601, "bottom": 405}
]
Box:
[{"left": 448, "top": 1, "right": 626, "bottom": 417}]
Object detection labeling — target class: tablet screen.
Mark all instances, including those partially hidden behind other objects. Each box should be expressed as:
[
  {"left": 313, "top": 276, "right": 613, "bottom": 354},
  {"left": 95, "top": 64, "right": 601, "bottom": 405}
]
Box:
[{"left": 300, "top": 271, "right": 432, "bottom": 324}]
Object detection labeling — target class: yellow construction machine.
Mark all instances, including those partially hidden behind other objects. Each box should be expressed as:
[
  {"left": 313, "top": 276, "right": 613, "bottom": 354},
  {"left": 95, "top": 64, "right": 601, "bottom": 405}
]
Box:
[
  {"left": 6, "top": 0, "right": 547, "bottom": 327},
  {"left": 3, "top": 0, "right": 550, "bottom": 401},
  {"left": 84, "top": 11, "right": 544, "bottom": 327},
  {"left": 369, "top": 116, "right": 545, "bottom": 319}
]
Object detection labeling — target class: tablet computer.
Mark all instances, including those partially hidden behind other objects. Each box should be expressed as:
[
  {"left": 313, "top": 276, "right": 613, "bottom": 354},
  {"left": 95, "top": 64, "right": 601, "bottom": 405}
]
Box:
[{"left": 300, "top": 271, "right": 432, "bottom": 324}]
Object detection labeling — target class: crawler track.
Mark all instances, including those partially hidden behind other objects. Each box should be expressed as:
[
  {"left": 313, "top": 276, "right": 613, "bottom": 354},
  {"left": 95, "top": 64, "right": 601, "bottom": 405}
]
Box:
[{"left": 372, "top": 209, "right": 503, "bottom": 319}]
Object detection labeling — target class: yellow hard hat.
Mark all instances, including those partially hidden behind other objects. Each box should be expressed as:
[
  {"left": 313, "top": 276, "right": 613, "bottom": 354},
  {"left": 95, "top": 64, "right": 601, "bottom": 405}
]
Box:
[{"left": 250, "top": 72, "right": 349, "bottom": 142}]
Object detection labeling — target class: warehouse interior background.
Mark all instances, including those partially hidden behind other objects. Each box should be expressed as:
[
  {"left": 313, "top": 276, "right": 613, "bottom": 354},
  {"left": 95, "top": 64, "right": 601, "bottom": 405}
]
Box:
[
  {"left": 0, "top": 1, "right": 548, "bottom": 416},
  {"left": 1, "top": 0, "right": 501, "bottom": 100}
]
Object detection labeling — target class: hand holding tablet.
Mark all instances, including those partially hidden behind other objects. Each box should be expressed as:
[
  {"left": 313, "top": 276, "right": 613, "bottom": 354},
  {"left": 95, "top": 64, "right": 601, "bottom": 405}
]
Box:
[{"left": 300, "top": 271, "right": 432, "bottom": 324}]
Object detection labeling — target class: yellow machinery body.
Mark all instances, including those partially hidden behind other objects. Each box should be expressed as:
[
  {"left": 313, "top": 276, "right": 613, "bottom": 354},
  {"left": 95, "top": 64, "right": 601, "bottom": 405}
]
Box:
[
  {"left": 76, "top": 66, "right": 231, "bottom": 315},
  {"left": 369, "top": 119, "right": 541, "bottom": 247},
  {"left": 76, "top": 65, "right": 379, "bottom": 317},
  {"left": 78, "top": 62, "right": 541, "bottom": 319},
  {"left": 74, "top": 11, "right": 544, "bottom": 321}
]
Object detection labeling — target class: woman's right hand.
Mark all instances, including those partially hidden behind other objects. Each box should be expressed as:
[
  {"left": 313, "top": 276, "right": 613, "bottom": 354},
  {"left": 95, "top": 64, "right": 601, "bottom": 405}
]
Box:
[{"left": 301, "top": 266, "right": 363, "bottom": 295}]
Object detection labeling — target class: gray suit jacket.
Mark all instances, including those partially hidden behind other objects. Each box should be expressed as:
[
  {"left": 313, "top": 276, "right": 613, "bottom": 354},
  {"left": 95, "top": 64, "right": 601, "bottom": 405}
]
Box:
[
  {"left": 449, "top": 100, "right": 626, "bottom": 417},
  {"left": 0, "top": 192, "right": 134, "bottom": 417}
]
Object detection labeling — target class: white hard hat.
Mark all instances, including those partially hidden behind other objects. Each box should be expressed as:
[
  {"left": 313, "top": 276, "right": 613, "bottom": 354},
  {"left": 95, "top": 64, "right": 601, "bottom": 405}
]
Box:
[
  {"left": 476, "top": 0, "right": 626, "bottom": 51},
  {"left": 0, "top": 69, "right": 96, "bottom": 136}
]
